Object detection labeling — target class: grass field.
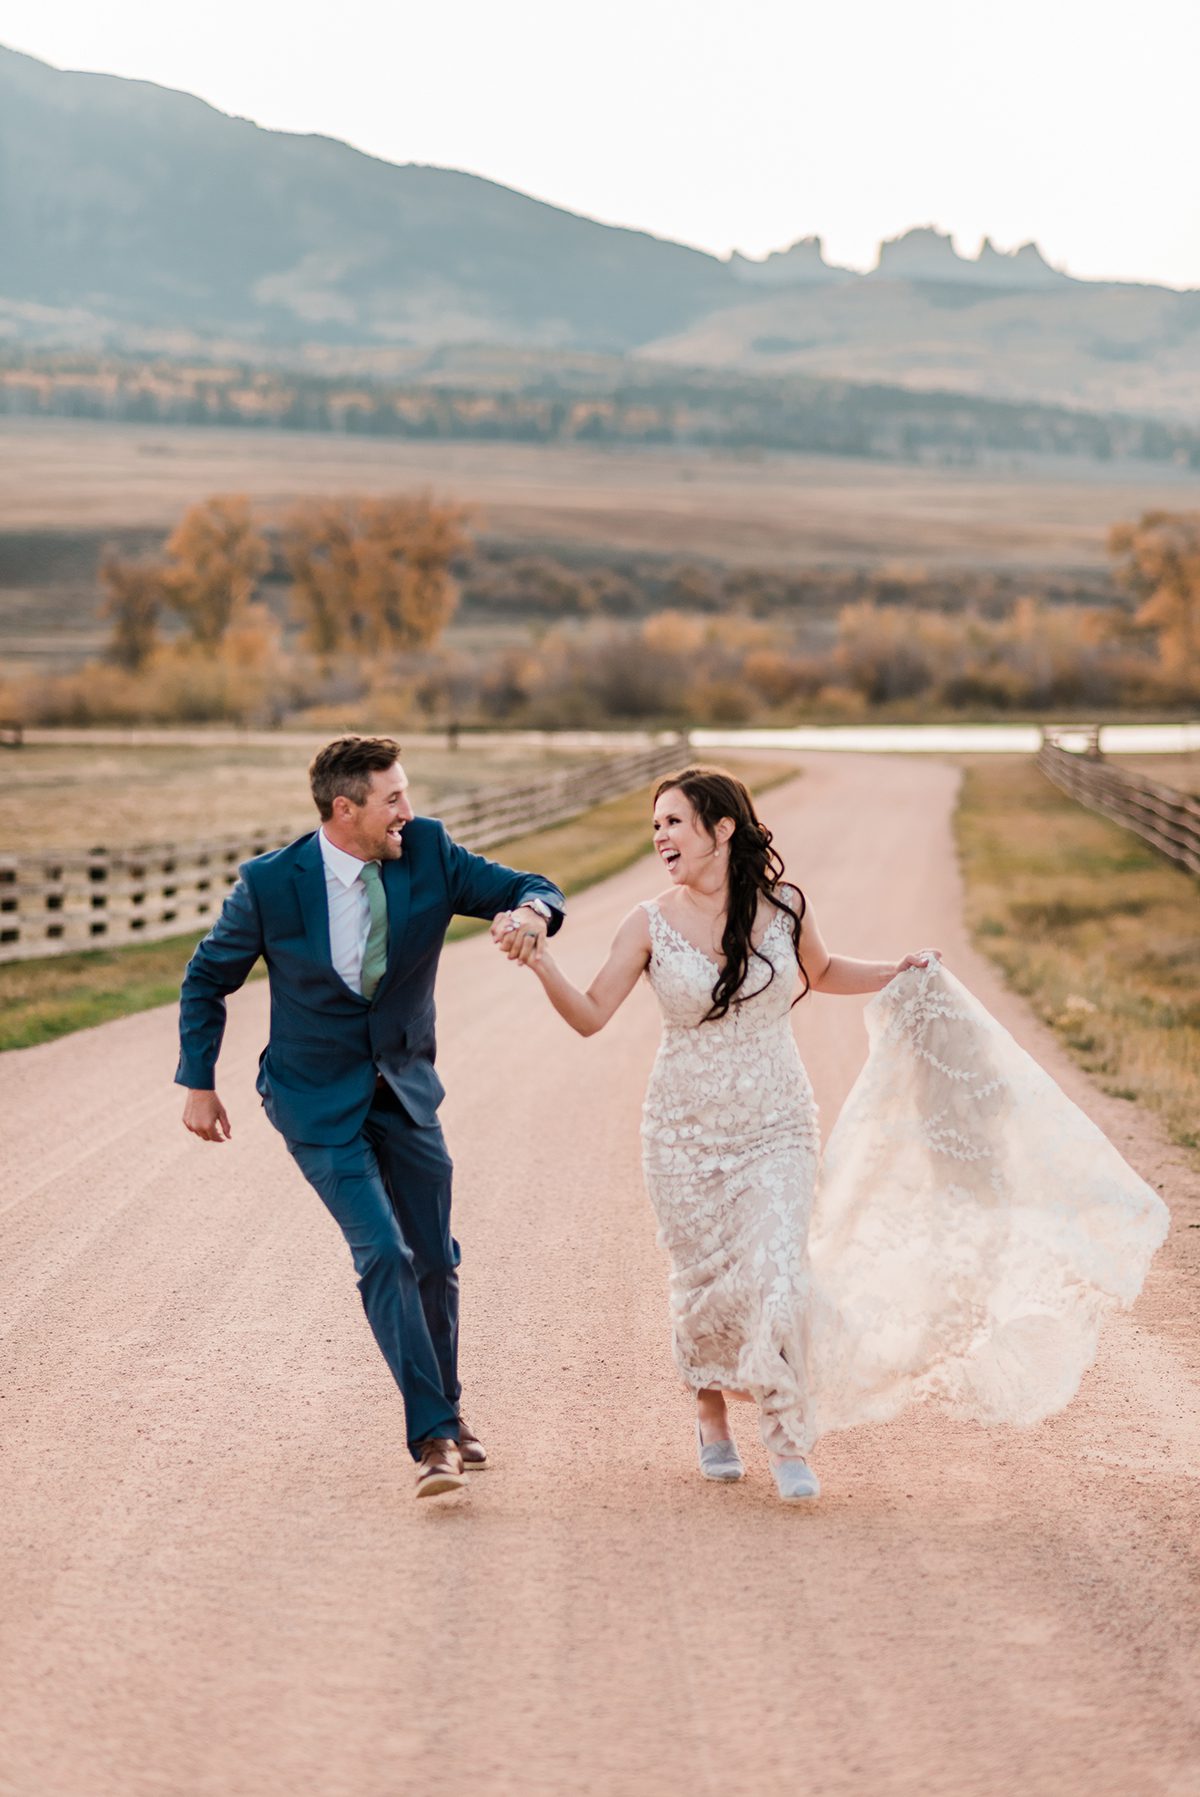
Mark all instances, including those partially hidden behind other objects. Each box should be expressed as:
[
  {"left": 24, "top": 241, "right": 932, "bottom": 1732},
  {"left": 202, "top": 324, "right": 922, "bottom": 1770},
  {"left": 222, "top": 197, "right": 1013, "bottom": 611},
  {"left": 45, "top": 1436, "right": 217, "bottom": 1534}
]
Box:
[
  {"left": 1110, "top": 752, "right": 1200, "bottom": 796},
  {"left": 0, "top": 737, "right": 588, "bottom": 853},
  {"left": 2, "top": 417, "right": 1188, "bottom": 569},
  {"left": 0, "top": 755, "right": 795, "bottom": 1052},
  {"left": 956, "top": 759, "right": 1199, "bottom": 1157},
  {"left": 3, "top": 414, "right": 1186, "bottom": 683}
]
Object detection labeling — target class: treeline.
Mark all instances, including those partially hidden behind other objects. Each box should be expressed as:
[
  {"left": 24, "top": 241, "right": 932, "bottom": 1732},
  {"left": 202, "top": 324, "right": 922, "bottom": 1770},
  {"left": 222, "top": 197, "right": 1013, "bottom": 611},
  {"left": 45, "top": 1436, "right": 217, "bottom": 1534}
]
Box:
[
  {"left": 4, "top": 352, "right": 1197, "bottom": 467},
  {"left": 3, "top": 498, "right": 1195, "bottom": 729},
  {"left": 99, "top": 491, "right": 467, "bottom": 665},
  {"left": 28, "top": 492, "right": 470, "bottom": 726},
  {"left": 405, "top": 600, "right": 1198, "bottom": 729},
  {"left": 459, "top": 547, "right": 1117, "bottom": 623}
]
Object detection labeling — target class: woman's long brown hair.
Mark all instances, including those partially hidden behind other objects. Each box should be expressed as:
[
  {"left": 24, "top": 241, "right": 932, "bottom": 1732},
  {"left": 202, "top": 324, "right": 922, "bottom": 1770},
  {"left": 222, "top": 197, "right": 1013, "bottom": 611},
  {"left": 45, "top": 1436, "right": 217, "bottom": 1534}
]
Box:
[{"left": 653, "top": 766, "right": 809, "bottom": 1022}]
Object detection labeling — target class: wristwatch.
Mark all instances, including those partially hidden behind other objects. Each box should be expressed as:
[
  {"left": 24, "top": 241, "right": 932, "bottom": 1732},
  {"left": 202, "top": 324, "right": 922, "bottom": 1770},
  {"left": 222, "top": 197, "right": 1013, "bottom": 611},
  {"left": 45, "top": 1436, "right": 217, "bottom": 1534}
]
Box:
[{"left": 517, "top": 898, "right": 553, "bottom": 925}]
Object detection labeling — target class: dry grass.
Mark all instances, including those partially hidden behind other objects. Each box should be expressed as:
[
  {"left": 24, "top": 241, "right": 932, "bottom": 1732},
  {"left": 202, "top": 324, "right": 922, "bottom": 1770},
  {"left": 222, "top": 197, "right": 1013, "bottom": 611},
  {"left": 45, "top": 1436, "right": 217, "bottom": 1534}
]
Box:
[
  {"left": 1, "top": 417, "right": 1188, "bottom": 570},
  {"left": 956, "top": 759, "right": 1200, "bottom": 1157},
  {"left": 0, "top": 754, "right": 796, "bottom": 1051},
  {"left": 0, "top": 738, "right": 581, "bottom": 853},
  {"left": 1109, "top": 752, "right": 1200, "bottom": 796}
]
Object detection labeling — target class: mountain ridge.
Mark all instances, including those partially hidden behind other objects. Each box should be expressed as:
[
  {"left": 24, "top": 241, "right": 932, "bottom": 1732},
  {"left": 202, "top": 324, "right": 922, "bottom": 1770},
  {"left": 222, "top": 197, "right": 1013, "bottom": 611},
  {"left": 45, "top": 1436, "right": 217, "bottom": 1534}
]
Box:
[
  {"left": 727, "top": 227, "right": 1073, "bottom": 291},
  {"left": 3, "top": 43, "right": 1199, "bottom": 420}
]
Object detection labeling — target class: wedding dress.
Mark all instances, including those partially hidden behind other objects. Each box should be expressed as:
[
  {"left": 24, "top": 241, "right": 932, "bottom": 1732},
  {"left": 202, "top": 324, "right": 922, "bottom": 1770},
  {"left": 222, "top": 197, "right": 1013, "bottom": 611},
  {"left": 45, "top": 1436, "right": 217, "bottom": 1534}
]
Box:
[{"left": 639, "top": 893, "right": 1169, "bottom": 1457}]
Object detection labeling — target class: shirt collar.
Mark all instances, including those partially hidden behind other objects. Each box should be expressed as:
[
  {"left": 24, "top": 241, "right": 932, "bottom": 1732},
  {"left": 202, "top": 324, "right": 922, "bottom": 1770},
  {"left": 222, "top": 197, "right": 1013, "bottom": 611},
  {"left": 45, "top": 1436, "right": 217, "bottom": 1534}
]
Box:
[{"left": 318, "top": 827, "right": 377, "bottom": 889}]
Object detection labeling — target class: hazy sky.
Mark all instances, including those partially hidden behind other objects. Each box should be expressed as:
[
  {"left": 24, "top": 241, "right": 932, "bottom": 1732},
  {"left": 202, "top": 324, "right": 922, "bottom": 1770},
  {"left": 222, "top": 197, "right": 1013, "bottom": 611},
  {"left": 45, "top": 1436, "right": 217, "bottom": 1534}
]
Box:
[{"left": 5, "top": 0, "right": 1198, "bottom": 288}]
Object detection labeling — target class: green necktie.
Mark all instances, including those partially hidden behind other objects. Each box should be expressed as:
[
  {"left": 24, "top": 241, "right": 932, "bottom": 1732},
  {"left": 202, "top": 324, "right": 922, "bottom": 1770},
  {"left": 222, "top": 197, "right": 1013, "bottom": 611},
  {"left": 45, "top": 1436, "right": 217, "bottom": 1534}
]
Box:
[{"left": 359, "top": 861, "right": 389, "bottom": 1000}]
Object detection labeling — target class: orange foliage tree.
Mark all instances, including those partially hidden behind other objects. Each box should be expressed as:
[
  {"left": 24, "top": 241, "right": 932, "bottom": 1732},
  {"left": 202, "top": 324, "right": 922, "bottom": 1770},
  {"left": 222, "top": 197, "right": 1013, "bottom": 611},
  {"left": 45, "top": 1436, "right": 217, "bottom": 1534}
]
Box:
[
  {"left": 99, "top": 553, "right": 167, "bottom": 671},
  {"left": 284, "top": 495, "right": 469, "bottom": 658},
  {"left": 164, "top": 495, "right": 271, "bottom": 651},
  {"left": 1108, "top": 511, "right": 1200, "bottom": 684}
]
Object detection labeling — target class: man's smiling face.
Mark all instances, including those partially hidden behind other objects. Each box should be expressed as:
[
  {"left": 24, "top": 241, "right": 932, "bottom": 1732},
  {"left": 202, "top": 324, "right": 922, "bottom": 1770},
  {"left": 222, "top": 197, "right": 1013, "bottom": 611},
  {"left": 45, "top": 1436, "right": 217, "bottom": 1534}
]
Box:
[{"left": 339, "top": 762, "right": 415, "bottom": 861}]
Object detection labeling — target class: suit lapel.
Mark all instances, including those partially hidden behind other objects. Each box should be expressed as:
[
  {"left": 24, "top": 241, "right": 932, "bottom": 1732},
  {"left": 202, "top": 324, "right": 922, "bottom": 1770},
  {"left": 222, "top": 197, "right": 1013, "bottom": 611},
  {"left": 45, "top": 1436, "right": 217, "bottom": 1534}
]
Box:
[
  {"left": 378, "top": 853, "right": 411, "bottom": 994},
  {"left": 293, "top": 832, "right": 337, "bottom": 973}
]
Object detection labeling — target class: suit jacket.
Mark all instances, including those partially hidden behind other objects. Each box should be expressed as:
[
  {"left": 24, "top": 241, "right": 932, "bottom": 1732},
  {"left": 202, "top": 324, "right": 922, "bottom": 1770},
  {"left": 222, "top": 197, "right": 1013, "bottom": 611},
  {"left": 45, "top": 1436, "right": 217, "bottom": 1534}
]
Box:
[{"left": 175, "top": 817, "right": 565, "bottom": 1145}]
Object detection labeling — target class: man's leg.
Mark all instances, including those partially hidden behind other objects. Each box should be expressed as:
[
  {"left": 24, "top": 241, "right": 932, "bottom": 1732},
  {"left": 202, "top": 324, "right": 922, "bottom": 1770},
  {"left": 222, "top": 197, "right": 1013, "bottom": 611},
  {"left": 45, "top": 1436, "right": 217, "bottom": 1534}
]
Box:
[
  {"left": 364, "top": 1098, "right": 461, "bottom": 1423},
  {"left": 286, "top": 1130, "right": 460, "bottom": 1456}
]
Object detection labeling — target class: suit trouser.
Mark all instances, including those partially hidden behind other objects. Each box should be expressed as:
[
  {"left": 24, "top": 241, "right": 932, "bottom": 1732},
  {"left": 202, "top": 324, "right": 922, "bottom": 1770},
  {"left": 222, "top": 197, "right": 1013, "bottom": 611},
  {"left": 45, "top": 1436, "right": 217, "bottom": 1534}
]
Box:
[{"left": 285, "top": 1084, "right": 461, "bottom": 1456}]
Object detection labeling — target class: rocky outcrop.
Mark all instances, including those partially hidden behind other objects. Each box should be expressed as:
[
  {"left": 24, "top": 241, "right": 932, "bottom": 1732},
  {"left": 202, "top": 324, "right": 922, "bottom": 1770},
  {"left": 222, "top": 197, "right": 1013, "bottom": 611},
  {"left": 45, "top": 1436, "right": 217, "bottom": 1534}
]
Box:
[
  {"left": 728, "top": 236, "right": 852, "bottom": 287},
  {"left": 873, "top": 226, "right": 1071, "bottom": 288}
]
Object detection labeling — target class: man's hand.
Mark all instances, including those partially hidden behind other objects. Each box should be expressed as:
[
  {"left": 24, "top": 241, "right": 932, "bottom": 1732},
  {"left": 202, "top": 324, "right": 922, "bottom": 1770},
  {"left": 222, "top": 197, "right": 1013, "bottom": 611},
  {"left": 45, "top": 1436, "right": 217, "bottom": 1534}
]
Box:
[
  {"left": 490, "top": 905, "right": 548, "bottom": 967},
  {"left": 183, "top": 1089, "right": 233, "bottom": 1143}
]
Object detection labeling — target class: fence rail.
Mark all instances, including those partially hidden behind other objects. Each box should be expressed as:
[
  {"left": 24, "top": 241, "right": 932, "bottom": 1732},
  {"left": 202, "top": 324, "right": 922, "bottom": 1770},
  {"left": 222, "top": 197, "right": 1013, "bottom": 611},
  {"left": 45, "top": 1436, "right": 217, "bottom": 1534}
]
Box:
[
  {"left": 0, "top": 739, "right": 688, "bottom": 965},
  {"left": 1036, "top": 728, "right": 1200, "bottom": 877}
]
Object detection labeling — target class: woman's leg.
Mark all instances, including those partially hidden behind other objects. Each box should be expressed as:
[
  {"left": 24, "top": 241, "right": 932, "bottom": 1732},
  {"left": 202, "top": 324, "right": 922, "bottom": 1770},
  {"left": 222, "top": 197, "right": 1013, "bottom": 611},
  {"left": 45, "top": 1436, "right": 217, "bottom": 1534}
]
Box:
[{"left": 697, "top": 1386, "right": 733, "bottom": 1444}]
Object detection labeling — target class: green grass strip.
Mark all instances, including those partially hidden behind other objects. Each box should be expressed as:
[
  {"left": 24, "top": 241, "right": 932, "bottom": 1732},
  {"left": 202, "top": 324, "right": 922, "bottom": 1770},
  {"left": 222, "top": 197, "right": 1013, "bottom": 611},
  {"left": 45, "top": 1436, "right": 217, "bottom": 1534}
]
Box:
[{"left": 955, "top": 758, "right": 1200, "bottom": 1159}]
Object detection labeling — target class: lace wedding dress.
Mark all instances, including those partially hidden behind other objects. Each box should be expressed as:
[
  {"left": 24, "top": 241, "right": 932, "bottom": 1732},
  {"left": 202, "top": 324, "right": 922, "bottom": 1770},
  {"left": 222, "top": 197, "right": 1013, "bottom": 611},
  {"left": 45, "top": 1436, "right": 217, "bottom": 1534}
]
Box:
[{"left": 639, "top": 894, "right": 1169, "bottom": 1457}]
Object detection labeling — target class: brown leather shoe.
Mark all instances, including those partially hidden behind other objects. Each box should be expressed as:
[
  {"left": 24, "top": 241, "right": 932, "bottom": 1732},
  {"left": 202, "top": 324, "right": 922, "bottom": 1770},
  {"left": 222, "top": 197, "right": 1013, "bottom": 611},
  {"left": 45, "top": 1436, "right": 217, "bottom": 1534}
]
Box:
[
  {"left": 414, "top": 1437, "right": 466, "bottom": 1499},
  {"left": 458, "top": 1419, "right": 488, "bottom": 1469}
]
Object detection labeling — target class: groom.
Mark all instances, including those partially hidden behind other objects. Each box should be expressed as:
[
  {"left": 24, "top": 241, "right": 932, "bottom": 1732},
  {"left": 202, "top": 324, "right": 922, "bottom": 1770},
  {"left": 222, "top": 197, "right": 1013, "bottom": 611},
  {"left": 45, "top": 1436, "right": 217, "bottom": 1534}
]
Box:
[{"left": 176, "top": 735, "right": 565, "bottom": 1498}]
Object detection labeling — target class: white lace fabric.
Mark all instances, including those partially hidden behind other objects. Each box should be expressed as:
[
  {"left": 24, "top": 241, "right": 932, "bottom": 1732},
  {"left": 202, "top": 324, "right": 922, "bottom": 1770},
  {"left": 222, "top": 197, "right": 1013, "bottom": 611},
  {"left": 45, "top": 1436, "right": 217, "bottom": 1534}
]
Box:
[{"left": 639, "top": 897, "right": 1169, "bottom": 1456}]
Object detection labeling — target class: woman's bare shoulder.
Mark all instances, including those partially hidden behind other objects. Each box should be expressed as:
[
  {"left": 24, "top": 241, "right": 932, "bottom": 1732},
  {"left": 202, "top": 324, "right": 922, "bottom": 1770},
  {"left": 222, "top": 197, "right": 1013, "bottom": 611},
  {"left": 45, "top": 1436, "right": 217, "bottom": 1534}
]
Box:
[{"left": 615, "top": 903, "right": 654, "bottom": 943}]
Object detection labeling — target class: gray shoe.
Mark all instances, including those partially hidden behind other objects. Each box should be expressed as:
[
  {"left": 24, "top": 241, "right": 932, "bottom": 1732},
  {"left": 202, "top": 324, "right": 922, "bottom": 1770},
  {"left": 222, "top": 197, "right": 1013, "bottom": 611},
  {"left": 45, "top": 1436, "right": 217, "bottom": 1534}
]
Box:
[
  {"left": 697, "top": 1421, "right": 745, "bottom": 1482},
  {"left": 770, "top": 1456, "right": 821, "bottom": 1503}
]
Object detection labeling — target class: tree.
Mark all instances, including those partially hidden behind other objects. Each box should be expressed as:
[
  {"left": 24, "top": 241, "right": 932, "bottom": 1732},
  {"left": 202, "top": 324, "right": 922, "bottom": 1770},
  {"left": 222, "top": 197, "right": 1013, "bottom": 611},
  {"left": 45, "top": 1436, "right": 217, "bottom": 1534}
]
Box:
[
  {"left": 1109, "top": 511, "right": 1200, "bottom": 683},
  {"left": 284, "top": 494, "right": 469, "bottom": 658},
  {"left": 165, "top": 495, "right": 270, "bottom": 651},
  {"left": 99, "top": 553, "right": 167, "bottom": 671},
  {"left": 664, "top": 563, "right": 719, "bottom": 611}
]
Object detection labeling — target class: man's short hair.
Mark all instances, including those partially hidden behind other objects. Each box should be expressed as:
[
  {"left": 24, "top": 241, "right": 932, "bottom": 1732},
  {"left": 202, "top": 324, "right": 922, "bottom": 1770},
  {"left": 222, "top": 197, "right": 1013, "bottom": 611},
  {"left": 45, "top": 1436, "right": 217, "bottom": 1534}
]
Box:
[{"left": 309, "top": 736, "right": 401, "bottom": 820}]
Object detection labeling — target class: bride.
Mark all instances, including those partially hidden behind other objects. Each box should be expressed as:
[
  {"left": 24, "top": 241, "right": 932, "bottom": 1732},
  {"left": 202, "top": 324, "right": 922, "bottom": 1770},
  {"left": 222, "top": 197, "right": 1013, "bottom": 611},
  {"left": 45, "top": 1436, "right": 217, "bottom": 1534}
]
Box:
[{"left": 502, "top": 765, "right": 1169, "bottom": 1503}]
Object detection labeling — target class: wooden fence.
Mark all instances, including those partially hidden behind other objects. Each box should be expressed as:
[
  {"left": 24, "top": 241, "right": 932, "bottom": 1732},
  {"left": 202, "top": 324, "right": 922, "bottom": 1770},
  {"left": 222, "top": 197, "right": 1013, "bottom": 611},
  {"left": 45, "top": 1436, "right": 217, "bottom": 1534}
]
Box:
[
  {"left": 1036, "top": 728, "right": 1200, "bottom": 877},
  {"left": 0, "top": 739, "right": 688, "bottom": 965}
]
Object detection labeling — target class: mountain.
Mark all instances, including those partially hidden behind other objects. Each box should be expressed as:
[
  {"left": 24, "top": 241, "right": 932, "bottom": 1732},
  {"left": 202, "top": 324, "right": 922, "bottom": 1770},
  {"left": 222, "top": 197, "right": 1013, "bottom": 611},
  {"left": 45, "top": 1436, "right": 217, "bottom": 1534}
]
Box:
[
  {"left": 0, "top": 44, "right": 735, "bottom": 350},
  {"left": 728, "top": 236, "right": 853, "bottom": 288},
  {"left": 729, "top": 227, "right": 1068, "bottom": 292},
  {"left": 870, "top": 225, "right": 1069, "bottom": 288},
  {"left": 2, "top": 44, "right": 1200, "bottom": 420},
  {"left": 640, "top": 274, "right": 1200, "bottom": 421}
]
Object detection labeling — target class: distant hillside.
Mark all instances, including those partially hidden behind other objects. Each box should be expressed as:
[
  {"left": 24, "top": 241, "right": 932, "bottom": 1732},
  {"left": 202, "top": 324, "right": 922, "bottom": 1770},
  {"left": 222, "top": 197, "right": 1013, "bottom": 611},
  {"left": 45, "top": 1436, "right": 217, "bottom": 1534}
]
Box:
[
  {"left": 642, "top": 278, "right": 1200, "bottom": 423},
  {"left": 2, "top": 44, "right": 1200, "bottom": 420},
  {"left": 0, "top": 45, "right": 733, "bottom": 351}
]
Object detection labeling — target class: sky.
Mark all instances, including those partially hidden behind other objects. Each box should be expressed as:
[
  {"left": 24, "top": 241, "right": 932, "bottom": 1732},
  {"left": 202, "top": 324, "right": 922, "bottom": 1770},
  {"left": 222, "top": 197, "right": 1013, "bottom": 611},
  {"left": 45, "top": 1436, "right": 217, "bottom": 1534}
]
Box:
[{"left": 5, "top": 0, "right": 1199, "bottom": 289}]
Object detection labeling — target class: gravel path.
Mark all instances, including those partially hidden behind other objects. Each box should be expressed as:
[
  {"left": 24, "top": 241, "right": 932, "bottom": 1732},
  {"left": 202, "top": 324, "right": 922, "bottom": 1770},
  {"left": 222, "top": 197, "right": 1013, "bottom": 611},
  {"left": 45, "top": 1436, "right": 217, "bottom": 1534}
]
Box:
[{"left": 2, "top": 755, "right": 1197, "bottom": 1797}]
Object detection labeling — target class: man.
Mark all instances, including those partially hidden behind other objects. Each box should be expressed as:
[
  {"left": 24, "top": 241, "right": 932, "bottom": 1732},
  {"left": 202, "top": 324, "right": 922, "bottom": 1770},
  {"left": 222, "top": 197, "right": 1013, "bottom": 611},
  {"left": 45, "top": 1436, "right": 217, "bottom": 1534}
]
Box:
[{"left": 177, "top": 736, "right": 564, "bottom": 1498}]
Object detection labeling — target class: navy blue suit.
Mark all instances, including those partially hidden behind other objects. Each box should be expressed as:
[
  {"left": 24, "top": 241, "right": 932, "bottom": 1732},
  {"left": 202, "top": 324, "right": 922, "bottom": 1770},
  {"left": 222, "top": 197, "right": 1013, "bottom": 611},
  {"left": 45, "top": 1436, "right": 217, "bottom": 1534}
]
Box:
[{"left": 176, "top": 817, "right": 564, "bottom": 1451}]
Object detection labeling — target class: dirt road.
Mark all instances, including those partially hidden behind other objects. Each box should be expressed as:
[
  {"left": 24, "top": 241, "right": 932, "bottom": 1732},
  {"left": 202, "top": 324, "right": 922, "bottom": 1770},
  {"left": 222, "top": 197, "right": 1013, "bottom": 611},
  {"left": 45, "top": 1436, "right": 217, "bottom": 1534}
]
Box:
[{"left": 2, "top": 757, "right": 1197, "bottom": 1797}]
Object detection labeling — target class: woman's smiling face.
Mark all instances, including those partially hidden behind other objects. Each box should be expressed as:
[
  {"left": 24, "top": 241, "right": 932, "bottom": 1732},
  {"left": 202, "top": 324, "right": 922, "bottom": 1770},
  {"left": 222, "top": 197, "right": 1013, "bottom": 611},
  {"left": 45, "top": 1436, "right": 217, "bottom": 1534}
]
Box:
[{"left": 653, "top": 785, "right": 723, "bottom": 885}]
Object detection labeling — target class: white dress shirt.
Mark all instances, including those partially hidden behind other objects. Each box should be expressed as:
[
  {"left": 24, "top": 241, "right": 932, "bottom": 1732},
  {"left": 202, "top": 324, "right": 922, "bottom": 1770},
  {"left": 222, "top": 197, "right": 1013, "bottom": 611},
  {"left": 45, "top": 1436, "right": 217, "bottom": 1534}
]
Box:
[{"left": 317, "top": 828, "right": 378, "bottom": 995}]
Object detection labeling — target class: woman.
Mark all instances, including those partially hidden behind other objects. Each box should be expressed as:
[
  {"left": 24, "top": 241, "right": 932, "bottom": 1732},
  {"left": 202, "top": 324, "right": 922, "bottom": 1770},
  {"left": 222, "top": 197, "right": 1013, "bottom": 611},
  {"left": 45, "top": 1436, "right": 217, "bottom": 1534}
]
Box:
[{"left": 508, "top": 766, "right": 1168, "bottom": 1503}]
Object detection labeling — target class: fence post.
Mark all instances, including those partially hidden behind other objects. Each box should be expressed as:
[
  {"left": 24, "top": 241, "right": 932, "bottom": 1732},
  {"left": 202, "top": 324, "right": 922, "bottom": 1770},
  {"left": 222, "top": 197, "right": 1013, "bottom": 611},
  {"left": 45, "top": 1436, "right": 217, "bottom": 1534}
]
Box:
[{"left": 1036, "top": 724, "right": 1198, "bottom": 878}]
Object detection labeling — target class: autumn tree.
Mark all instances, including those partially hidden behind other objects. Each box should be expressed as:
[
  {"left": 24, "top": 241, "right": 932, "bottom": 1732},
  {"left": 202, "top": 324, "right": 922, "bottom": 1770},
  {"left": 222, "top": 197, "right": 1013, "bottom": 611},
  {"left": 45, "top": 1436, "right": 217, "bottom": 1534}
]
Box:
[
  {"left": 164, "top": 495, "right": 270, "bottom": 651},
  {"left": 284, "top": 494, "right": 469, "bottom": 658},
  {"left": 1109, "top": 511, "right": 1200, "bottom": 683},
  {"left": 664, "top": 563, "right": 719, "bottom": 612},
  {"left": 99, "top": 553, "right": 168, "bottom": 671}
]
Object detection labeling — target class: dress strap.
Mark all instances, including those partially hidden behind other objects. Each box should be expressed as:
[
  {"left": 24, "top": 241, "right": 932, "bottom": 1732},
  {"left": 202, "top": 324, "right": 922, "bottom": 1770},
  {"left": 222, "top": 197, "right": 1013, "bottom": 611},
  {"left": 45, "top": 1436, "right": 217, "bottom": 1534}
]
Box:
[{"left": 641, "top": 898, "right": 684, "bottom": 963}]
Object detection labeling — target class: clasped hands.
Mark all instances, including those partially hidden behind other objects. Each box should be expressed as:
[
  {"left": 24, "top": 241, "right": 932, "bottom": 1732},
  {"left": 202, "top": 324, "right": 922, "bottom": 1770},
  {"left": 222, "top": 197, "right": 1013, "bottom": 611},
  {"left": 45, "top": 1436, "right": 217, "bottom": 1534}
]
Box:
[{"left": 490, "top": 904, "right": 548, "bottom": 967}]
